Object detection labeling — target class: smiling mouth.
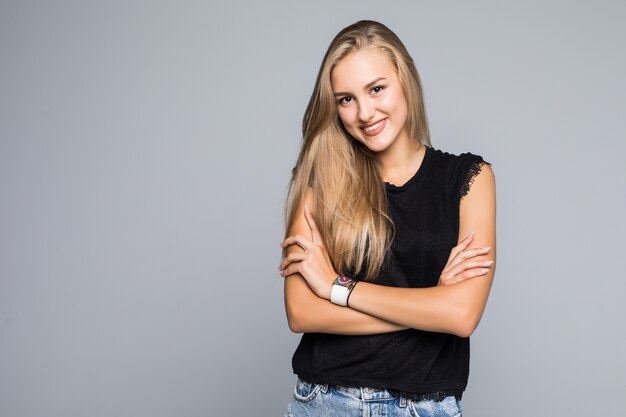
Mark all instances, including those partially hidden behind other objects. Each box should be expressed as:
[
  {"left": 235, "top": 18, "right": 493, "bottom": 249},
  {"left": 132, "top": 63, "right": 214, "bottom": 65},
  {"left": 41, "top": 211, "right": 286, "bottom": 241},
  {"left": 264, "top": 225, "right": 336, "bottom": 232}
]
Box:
[{"left": 361, "top": 118, "right": 387, "bottom": 136}]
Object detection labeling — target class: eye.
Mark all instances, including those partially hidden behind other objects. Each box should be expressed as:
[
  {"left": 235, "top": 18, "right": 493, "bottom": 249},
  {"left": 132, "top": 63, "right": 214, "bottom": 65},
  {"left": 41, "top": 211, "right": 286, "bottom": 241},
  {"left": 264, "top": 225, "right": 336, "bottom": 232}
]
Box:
[
  {"left": 337, "top": 96, "right": 352, "bottom": 105},
  {"left": 371, "top": 85, "right": 385, "bottom": 94}
]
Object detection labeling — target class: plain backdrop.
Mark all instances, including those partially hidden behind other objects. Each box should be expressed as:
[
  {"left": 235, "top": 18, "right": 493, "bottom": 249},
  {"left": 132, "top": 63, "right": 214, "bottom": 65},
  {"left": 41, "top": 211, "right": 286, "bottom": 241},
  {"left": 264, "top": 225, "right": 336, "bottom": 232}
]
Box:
[{"left": 1, "top": 1, "right": 625, "bottom": 416}]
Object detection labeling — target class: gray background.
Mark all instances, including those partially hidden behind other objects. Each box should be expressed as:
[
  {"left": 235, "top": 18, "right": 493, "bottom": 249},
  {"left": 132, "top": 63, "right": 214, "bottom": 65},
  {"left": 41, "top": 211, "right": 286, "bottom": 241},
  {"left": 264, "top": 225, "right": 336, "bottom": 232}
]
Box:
[{"left": 1, "top": 1, "right": 625, "bottom": 416}]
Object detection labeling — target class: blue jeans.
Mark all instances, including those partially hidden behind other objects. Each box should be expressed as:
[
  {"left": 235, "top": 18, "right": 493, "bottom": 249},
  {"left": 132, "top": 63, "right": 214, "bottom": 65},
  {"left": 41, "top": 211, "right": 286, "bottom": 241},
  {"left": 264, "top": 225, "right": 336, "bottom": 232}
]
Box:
[{"left": 285, "top": 378, "right": 463, "bottom": 417}]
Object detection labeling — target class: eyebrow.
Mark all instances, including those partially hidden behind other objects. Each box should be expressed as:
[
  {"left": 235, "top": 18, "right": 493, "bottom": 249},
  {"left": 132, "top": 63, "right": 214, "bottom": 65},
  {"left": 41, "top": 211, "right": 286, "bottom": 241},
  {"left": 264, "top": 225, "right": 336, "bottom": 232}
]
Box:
[{"left": 333, "top": 77, "right": 386, "bottom": 97}]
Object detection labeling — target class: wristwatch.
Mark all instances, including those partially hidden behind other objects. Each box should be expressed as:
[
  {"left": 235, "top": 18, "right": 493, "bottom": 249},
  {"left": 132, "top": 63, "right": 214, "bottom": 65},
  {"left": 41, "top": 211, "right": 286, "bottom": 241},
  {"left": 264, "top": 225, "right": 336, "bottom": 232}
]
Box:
[{"left": 330, "top": 274, "right": 358, "bottom": 306}]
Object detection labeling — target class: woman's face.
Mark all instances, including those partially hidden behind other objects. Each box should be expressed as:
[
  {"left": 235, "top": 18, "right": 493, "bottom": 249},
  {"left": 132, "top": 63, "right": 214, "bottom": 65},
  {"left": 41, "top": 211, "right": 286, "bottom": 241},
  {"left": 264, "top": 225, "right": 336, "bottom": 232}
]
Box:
[{"left": 331, "top": 48, "right": 410, "bottom": 155}]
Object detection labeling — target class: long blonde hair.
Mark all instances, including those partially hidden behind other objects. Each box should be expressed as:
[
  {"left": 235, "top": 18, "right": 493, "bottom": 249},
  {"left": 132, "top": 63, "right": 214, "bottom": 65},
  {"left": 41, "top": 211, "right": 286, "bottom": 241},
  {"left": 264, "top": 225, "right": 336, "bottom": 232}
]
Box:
[{"left": 283, "top": 20, "right": 430, "bottom": 281}]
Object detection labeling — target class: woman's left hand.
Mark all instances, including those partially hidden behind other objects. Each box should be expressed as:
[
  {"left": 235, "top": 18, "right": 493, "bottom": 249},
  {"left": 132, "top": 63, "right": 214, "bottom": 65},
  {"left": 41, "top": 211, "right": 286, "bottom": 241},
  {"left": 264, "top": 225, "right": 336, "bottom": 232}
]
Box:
[{"left": 279, "top": 206, "right": 338, "bottom": 300}]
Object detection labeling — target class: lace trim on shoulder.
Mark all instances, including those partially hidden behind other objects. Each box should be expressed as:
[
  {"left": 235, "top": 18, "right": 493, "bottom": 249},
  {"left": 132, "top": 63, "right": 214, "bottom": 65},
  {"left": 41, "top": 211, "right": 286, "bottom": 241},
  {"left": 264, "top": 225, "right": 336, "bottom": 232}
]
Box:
[{"left": 459, "top": 158, "right": 492, "bottom": 201}]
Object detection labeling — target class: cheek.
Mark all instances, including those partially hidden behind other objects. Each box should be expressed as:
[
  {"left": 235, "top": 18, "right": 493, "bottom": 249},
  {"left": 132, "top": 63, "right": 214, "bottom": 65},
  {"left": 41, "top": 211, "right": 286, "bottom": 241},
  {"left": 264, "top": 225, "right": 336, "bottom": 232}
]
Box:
[
  {"left": 338, "top": 107, "right": 357, "bottom": 129},
  {"left": 381, "top": 92, "right": 407, "bottom": 118}
]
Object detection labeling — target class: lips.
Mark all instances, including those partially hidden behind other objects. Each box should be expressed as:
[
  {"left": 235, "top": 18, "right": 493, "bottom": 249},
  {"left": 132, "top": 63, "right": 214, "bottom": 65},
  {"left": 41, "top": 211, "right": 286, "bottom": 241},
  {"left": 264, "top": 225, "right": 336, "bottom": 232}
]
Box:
[{"left": 361, "top": 118, "right": 387, "bottom": 136}]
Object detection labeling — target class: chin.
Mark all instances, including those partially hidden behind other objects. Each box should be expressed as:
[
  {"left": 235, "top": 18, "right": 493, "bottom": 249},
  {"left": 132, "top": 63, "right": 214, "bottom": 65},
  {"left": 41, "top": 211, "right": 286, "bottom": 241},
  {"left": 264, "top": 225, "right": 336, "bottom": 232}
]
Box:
[
  {"left": 359, "top": 136, "right": 393, "bottom": 153},
  {"left": 362, "top": 141, "right": 391, "bottom": 154}
]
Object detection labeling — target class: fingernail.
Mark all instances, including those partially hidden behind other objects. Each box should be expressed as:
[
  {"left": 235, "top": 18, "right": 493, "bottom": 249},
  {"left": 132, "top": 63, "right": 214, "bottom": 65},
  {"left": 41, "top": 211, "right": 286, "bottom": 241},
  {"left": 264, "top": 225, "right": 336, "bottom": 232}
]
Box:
[
  {"left": 483, "top": 246, "right": 491, "bottom": 251},
  {"left": 481, "top": 268, "right": 489, "bottom": 274},
  {"left": 305, "top": 205, "right": 310, "bottom": 213},
  {"left": 484, "top": 260, "right": 494, "bottom": 265}
]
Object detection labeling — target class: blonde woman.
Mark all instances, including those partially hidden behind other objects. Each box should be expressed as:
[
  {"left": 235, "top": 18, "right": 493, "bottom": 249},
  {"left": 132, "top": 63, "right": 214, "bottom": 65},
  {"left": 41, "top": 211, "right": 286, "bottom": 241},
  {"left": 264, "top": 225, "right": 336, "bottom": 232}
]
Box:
[{"left": 279, "top": 20, "right": 496, "bottom": 417}]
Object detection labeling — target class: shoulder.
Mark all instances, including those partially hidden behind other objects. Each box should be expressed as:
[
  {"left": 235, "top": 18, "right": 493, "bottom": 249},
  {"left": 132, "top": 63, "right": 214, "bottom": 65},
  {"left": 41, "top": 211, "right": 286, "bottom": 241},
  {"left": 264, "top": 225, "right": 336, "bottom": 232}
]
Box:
[
  {"left": 428, "top": 146, "right": 492, "bottom": 171},
  {"left": 427, "top": 146, "right": 494, "bottom": 203}
]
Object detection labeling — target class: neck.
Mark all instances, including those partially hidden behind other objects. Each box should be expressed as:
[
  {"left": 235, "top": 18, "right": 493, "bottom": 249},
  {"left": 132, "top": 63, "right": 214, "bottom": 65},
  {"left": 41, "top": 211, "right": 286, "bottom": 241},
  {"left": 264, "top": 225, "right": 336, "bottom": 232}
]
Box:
[{"left": 377, "top": 136, "right": 424, "bottom": 185}]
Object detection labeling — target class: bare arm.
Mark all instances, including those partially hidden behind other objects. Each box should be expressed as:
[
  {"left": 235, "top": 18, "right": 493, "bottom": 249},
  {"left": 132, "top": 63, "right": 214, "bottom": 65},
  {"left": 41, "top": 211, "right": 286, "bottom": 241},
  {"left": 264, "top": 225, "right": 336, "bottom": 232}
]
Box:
[
  {"left": 285, "top": 275, "right": 408, "bottom": 335},
  {"left": 283, "top": 188, "right": 408, "bottom": 335},
  {"left": 346, "top": 163, "right": 496, "bottom": 337},
  {"left": 282, "top": 163, "right": 496, "bottom": 337}
]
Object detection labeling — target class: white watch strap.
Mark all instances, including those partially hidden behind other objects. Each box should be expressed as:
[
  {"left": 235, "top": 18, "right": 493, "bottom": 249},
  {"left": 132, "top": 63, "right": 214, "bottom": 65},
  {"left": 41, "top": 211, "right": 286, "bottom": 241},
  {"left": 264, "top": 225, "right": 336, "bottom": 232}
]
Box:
[{"left": 330, "top": 283, "right": 350, "bottom": 306}]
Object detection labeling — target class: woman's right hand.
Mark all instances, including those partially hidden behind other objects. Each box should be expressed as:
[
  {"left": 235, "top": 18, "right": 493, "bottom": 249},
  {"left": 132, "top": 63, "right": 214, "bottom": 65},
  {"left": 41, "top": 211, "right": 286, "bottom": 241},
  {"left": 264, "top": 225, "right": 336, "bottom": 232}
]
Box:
[{"left": 438, "top": 232, "right": 493, "bottom": 286}]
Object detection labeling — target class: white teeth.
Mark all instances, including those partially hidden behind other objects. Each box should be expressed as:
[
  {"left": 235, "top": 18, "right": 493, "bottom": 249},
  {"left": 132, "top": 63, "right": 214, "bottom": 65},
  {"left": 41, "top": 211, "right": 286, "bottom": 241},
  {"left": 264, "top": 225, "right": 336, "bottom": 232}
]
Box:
[{"left": 364, "top": 120, "right": 383, "bottom": 132}]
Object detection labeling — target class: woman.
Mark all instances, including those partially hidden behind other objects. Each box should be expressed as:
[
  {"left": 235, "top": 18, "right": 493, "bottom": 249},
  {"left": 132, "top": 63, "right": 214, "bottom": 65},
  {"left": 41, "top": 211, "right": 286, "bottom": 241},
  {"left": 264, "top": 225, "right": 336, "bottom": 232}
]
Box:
[{"left": 278, "top": 20, "right": 496, "bottom": 417}]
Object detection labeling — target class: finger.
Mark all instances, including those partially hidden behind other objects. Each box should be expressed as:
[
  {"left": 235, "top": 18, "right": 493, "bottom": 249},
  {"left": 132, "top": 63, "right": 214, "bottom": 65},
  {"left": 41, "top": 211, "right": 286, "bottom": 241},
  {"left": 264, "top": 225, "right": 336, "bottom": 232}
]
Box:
[
  {"left": 445, "top": 250, "right": 490, "bottom": 274},
  {"left": 278, "top": 252, "right": 308, "bottom": 271},
  {"left": 304, "top": 205, "right": 325, "bottom": 248},
  {"left": 440, "top": 275, "right": 464, "bottom": 286},
  {"left": 448, "top": 259, "right": 493, "bottom": 277},
  {"left": 462, "top": 246, "right": 492, "bottom": 261},
  {"left": 280, "top": 263, "right": 300, "bottom": 278},
  {"left": 280, "top": 234, "right": 315, "bottom": 252},
  {"left": 447, "top": 232, "right": 474, "bottom": 264},
  {"left": 458, "top": 267, "right": 490, "bottom": 281},
  {"left": 442, "top": 266, "right": 490, "bottom": 285},
  {"left": 444, "top": 246, "right": 491, "bottom": 272},
  {"left": 441, "top": 265, "right": 490, "bottom": 285}
]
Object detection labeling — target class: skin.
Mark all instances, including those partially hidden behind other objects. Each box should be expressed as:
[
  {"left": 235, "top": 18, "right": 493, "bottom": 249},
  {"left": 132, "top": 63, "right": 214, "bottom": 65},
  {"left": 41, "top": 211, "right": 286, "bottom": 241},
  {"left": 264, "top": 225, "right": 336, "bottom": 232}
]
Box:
[
  {"left": 279, "top": 48, "right": 496, "bottom": 337},
  {"left": 331, "top": 48, "right": 421, "bottom": 184}
]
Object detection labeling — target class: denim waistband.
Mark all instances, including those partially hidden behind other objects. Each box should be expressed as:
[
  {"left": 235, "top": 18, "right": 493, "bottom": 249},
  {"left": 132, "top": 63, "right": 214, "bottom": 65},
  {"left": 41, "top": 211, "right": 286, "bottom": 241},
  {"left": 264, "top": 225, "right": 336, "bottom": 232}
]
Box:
[
  {"left": 323, "top": 385, "right": 407, "bottom": 408},
  {"left": 329, "top": 384, "right": 402, "bottom": 402},
  {"left": 328, "top": 383, "right": 462, "bottom": 403}
]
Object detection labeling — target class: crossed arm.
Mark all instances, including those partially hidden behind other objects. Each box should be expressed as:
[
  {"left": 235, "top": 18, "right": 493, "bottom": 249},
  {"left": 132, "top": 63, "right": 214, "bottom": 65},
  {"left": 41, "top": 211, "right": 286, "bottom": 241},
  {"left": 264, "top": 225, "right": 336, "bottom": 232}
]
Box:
[{"left": 281, "top": 163, "right": 496, "bottom": 337}]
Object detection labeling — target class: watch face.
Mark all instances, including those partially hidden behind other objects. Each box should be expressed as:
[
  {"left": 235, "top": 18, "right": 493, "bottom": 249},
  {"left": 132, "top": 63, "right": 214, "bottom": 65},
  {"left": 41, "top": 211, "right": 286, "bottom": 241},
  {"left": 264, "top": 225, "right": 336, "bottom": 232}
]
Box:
[{"left": 337, "top": 275, "right": 352, "bottom": 285}]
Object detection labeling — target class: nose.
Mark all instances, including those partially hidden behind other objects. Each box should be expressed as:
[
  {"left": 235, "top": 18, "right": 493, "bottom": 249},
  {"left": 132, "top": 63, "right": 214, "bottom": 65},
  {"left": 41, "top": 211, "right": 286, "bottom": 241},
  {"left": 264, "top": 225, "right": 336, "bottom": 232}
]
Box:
[{"left": 358, "top": 99, "right": 375, "bottom": 123}]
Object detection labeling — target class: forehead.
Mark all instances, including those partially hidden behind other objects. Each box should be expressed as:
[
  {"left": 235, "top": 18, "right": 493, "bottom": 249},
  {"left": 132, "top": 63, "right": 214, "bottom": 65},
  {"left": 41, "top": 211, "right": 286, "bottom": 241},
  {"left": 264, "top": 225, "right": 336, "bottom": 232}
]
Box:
[{"left": 331, "top": 48, "right": 396, "bottom": 91}]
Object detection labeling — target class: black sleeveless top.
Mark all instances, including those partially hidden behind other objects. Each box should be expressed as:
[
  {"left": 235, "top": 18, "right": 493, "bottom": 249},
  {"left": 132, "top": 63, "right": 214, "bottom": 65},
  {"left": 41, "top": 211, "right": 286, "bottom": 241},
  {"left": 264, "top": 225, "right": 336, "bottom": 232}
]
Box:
[{"left": 291, "top": 145, "right": 492, "bottom": 401}]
